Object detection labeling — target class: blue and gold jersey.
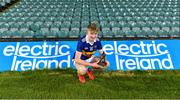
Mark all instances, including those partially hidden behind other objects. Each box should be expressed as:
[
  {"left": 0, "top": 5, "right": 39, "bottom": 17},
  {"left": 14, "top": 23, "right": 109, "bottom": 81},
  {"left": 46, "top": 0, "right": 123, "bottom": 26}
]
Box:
[{"left": 73, "top": 35, "right": 102, "bottom": 60}]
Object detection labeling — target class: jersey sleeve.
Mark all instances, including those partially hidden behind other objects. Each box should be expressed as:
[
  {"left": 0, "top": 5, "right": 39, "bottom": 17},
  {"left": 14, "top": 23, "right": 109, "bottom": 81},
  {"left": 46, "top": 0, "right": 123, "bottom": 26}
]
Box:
[
  {"left": 97, "top": 40, "right": 102, "bottom": 50},
  {"left": 76, "top": 40, "right": 83, "bottom": 52}
]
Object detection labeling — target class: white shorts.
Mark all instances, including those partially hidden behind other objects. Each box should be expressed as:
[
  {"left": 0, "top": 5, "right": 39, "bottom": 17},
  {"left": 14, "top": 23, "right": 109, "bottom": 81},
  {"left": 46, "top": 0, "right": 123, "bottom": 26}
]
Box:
[
  {"left": 72, "top": 56, "right": 95, "bottom": 75},
  {"left": 72, "top": 55, "right": 95, "bottom": 66}
]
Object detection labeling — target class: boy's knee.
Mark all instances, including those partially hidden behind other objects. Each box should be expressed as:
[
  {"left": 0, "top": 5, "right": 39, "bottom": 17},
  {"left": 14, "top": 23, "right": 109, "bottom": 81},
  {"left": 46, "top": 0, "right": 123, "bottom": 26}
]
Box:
[
  {"left": 77, "top": 67, "right": 87, "bottom": 75},
  {"left": 74, "top": 62, "right": 87, "bottom": 75}
]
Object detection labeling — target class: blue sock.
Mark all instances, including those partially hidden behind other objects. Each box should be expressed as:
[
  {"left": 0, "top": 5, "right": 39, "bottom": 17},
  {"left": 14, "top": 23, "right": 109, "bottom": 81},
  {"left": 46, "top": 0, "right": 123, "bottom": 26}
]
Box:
[{"left": 87, "top": 66, "right": 92, "bottom": 72}]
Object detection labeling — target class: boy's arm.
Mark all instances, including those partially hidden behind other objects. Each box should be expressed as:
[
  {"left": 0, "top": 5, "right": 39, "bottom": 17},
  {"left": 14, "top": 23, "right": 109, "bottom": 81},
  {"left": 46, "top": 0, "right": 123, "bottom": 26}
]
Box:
[
  {"left": 74, "top": 51, "right": 91, "bottom": 66},
  {"left": 74, "top": 51, "right": 100, "bottom": 67},
  {"left": 98, "top": 49, "right": 104, "bottom": 55},
  {"left": 97, "top": 49, "right": 109, "bottom": 67}
]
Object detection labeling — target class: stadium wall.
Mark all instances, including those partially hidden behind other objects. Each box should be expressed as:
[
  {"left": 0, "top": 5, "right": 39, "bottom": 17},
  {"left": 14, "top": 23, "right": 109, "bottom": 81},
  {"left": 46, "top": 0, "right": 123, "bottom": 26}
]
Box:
[{"left": 0, "top": 39, "right": 180, "bottom": 72}]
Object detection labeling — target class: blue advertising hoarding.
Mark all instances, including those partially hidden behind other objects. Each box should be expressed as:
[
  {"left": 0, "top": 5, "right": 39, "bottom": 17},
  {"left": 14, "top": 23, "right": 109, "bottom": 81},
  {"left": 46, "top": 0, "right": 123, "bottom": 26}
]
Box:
[{"left": 0, "top": 40, "right": 180, "bottom": 71}]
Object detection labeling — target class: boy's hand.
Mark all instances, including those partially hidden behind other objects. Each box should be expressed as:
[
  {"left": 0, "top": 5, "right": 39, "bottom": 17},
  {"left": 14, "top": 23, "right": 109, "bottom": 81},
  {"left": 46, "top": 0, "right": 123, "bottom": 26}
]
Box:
[
  {"left": 97, "top": 52, "right": 108, "bottom": 67},
  {"left": 89, "top": 62, "right": 102, "bottom": 68},
  {"left": 90, "top": 52, "right": 109, "bottom": 69}
]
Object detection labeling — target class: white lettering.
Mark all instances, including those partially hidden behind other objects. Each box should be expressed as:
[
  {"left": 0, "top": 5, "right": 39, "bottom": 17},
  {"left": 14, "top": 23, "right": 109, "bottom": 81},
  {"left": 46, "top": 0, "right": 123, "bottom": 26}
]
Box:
[
  {"left": 103, "top": 44, "right": 114, "bottom": 55},
  {"left": 19, "top": 45, "right": 30, "bottom": 56},
  {"left": 3, "top": 45, "right": 15, "bottom": 56}
]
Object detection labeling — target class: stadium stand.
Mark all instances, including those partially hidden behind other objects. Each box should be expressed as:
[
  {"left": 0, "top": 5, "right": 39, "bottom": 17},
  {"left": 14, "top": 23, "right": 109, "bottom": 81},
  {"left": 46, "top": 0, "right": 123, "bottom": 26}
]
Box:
[{"left": 0, "top": 0, "right": 179, "bottom": 41}]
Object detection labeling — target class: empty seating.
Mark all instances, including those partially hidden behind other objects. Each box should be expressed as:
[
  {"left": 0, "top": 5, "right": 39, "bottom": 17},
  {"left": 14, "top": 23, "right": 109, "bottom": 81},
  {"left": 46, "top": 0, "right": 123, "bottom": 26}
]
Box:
[{"left": 0, "top": 0, "right": 179, "bottom": 39}]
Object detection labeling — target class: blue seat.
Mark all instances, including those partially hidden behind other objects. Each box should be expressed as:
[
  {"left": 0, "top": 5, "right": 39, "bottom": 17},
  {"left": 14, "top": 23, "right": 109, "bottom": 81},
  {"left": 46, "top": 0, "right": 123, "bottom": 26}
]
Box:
[
  {"left": 50, "top": 24, "right": 60, "bottom": 32},
  {"left": 23, "top": 30, "right": 34, "bottom": 38},
  {"left": 40, "top": 24, "right": 50, "bottom": 32},
  {"left": 1, "top": 30, "right": 12, "bottom": 38},
  {"left": 124, "top": 30, "right": 136, "bottom": 38},
  {"left": 30, "top": 24, "right": 40, "bottom": 32},
  {"left": 9, "top": 24, "right": 20, "bottom": 32},
  {"left": 158, "top": 30, "right": 170, "bottom": 38},
  {"left": 147, "top": 30, "right": 159, "bottom": 38},
  {"left": 11, "top": 30, "right": 23, "bottom": 38},
  {"left": 57, "top": 30, "right": 69, "bottom": 38},
  {"left": 35, "top": 30, "right": 46, "bottom": 38},
  {"left": 19, "top": 24, "right": 29, "bottom": 32},
  {"left": 136, "top": 30, "right": 147, "bottom": 38},
  {"left": 80, "top": 30, "right": 86, "bottom": 37},
  {"left": 113, "top": 30, "right": 125, "bottom": 38},
  {"left": 121, "top": 23, "right": 131, "bottom": 31},
  {"left": 169, "top": 30, "right": 180, "bottom": 38},
  {"left": 69, "top": 30, "right": 79, "bottom": 38},
  {"left": 171, "top": 23, "right": 179, "bottom": 32},
  {"left": 102, "top": 30, "right": 113, "bottom": 38},
  {"left": 46, "top": 30, "right": 58, "bottom": 38},
  {"left": 0, "top": 23, "right": 9, "bottom": 32}
]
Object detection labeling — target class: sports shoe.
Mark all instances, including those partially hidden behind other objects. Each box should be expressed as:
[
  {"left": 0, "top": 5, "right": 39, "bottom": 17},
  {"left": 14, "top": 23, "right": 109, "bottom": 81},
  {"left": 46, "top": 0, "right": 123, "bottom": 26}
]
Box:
[
  {"left": 78, "top": 75, "right": 86, "bottom": 83},
  {"left": 87, "top": 71, "right": 94, "bottom": 80}
]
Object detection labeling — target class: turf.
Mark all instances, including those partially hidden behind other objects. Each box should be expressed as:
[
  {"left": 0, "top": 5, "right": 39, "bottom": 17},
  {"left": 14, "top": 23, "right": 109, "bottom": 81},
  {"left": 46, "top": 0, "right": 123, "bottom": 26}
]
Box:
[{"left": 0, "top": 69, "right": 180, "bottom": 99}]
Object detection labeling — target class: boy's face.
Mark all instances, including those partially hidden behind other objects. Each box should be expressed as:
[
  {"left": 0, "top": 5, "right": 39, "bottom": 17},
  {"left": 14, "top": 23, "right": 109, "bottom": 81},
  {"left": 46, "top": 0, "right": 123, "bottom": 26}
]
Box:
[{"left": 87, "top": 29, "right": 98, "bottom": 42}]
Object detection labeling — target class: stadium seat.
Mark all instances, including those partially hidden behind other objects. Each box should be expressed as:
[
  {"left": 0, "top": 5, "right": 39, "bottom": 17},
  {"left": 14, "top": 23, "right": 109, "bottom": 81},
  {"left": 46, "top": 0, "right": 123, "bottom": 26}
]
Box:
[
  {"left": 69, "top": 30, "right": 79, "bottom": 38},
  {"left": 50, "top": 24, "right": 60, "bottom": 32},
  {"left": 1, "top": 30, "right": 12, "bottom": 38},
  {"left": 22, "top": 30, "right": 34, "bottom": 38},
  {"left": 131, "top": 23, "right": 141, "bottom": 31},
  {"left": 0, "top": 0, "right": 179, "bottom": 39},
  {"left": 11, "top": 30, "right": 23, "bottom": 38},
  {"left": 0, "top": 23, "right": 9, "bottom": 32},
  {"left": 171, "top": 23, "right": 179, "bottom": 31},
  {"left": 57, "top": 30, "right": 69, "bottom": 38},
  {"left": 81, "top": 21, "right": 89, "bottom": 31},
  {"left": 169, "top": 30, "right": 180, "bottom": 38},
  {"left": 19, "top": 23, "right": 29, "bottom": 32},
  {"left": 80, "top": 30, "right": 86, "bottom": 37},
  {"left": 113, "top": 30, "right": 125, "bottom": 38},
  {"left": 40, "top": 24, "right": 50, "bottom": 32},
  {"left": 136, "top": 30, "right": 147, "bottom": 38},
  {"left": 147, "top": 30, "right": 159, "bottom": 38},
  {"left": 111, "top": 23, "right": 120, "bottom": 33},
  {"left": 46, "top": 30, "right": 58, "bottom": 38},
  {"left": 9, "top": 24, "right": 19, "bottom": 32},
  {"left": 102, "top": 30, "right": 113, "bottom": 38},
  {"left": 151, "top": 23, "right": 161, "bottom": 32},
  {"left": 101, "top": 23, "right": 111, "bottom": 32},
  {"left": 124, "top": 30, "right": 136, "bottom": 38},
  {"left": 158, "top": 30, "right": 170, "bottom": 38},
  {"left": 142, "top": 23, "right": 151, "bottom": 31},
  {"left": 161, "top": 23, "right": 171, "bottom": 31},
  {"left": 71, "top": 23, "right": 80, "bottom": 32},
  {"left": 35, "top": 30, "right": 46, "bottom": 38},
  {"left": 61, "top": 23, "right": 70, "bottom": 31},
  {"left": 121, "top": 23, "right": 131, "bottom": 31}
]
